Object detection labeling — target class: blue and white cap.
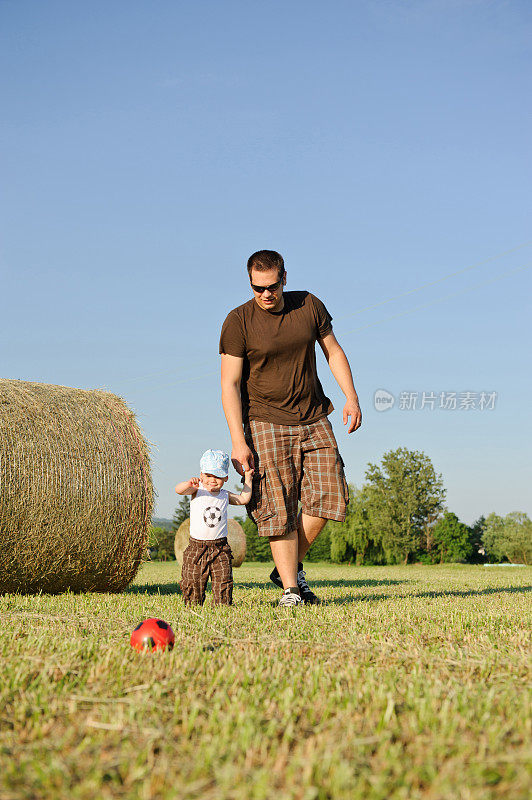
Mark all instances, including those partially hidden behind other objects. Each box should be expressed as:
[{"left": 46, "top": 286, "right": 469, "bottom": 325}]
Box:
[{"left": 200, "top": 449, "right": 230, "bottom": 478}]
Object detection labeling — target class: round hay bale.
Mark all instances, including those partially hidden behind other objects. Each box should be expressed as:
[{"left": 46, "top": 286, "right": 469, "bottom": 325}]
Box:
[
  {"left": 0, "top": 379, "right": 153, "bottom": 594},
  {"left": 174, "top": 518, "right": 247, "bottom": 567}
]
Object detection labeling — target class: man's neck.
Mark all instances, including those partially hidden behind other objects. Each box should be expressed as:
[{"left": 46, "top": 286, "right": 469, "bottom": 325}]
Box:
[{"left": 254, "top": 296, "right": 285, "bottom": 313}]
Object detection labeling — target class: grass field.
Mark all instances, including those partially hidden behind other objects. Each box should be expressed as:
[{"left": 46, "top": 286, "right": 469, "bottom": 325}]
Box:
[{"left": 1, "top": 562, "right": 531, "bottom": 800}]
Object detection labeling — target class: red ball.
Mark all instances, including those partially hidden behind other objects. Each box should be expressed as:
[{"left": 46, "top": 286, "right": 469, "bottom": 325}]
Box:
[{"left": 130, "top": 618, "right": 175, "bottom": 652}]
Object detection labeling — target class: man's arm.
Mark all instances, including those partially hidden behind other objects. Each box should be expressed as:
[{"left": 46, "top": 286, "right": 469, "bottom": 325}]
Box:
[
  {"left": 220, "top": 353, "right": 254, "bottom": 474},
  {"left": 318, "top": 332, "right": 362, "bottom": 433}
]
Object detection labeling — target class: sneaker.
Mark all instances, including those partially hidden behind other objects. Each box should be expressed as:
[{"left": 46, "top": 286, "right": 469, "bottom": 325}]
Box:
[
  {"left": 278, "top": 587, "right": 302, "bottom": 607},
  {"left": 296, "top": 568, "right": 321, "bottom": 606},
  {"left": 270, "top": 563, "right": 321, "bottom": 605}
]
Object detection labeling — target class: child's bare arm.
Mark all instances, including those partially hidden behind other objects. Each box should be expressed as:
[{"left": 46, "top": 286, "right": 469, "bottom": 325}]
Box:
[
  {"left": 228, "top": 469, "right": 254, "bottom": 506},
  {"left": 175, "top": 477, "right": 200, "bottom": 495}
]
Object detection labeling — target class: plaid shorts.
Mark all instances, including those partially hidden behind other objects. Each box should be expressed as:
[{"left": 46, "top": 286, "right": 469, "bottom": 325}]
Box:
[
  {"left": 245, "top": 416, "right": 348, "bottom": 538},
  {"left": 180, "top": 537, "right": 233, "bottom": 606}
]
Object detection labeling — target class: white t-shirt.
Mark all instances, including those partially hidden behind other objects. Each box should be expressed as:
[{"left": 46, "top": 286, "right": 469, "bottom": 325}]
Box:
[{"left": 189, "top": 484, "right": 229, "bottom": 541}]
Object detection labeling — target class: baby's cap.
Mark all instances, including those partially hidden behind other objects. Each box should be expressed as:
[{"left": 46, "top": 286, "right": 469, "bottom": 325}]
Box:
[{"left": 200, "top": 449, "right": 230, "bottom": 478}]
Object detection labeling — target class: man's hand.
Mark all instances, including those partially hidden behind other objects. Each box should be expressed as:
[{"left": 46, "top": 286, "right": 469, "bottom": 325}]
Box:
[
  {"left": 343, "top": 399, "right": 362, "bottom": 433},
  {"left": 231, "top": 444, "right": 254, "bottom": 476}
]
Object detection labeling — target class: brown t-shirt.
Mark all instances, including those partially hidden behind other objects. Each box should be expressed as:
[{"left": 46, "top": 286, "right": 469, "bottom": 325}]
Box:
[{"left": 219, "top": 291, "right": 334, "bottom": 425}]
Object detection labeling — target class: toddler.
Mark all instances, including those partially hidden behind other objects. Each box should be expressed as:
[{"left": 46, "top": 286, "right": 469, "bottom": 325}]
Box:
[{"left": 175, "top": 449, "right": 253, "bottom": 605}]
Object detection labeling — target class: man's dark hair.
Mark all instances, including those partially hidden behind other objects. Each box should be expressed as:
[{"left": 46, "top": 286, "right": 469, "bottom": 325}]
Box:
[{"left": 247, "top": 250, "right": 285, "bottom": 281}]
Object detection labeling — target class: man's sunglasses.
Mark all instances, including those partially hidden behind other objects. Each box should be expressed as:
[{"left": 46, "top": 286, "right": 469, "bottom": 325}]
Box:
[{"left": 250, "top": 280, "right": 282, "bottom": 294}]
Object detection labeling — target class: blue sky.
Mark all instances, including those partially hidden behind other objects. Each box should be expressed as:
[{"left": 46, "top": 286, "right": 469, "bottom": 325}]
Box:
[{"left": 1, "top": 0, "right": 531, "bottom": 524}]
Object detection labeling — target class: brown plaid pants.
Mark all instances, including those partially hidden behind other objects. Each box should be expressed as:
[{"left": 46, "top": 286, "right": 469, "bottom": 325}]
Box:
[
  {"left": 245, "top": 416, "right": 349, "bottom": 537},
  {"left": 180, "top": 537, "right": 233, "bottom": 606}
]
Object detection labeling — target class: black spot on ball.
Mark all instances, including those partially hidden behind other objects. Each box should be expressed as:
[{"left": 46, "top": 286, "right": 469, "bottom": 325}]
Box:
[
  {"left": 142, "top": 636, "right": 156, "bottom": 649},
  {"left": 134, "top": 622, "right": 143, "bottom": 631},
  {"left": 156, "top": 620, "right": 168, "bottom": 629}
]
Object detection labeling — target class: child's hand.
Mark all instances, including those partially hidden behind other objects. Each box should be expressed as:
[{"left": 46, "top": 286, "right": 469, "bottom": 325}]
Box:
[
  {"left": 175, "top": 477, "right": 200, "bottom": 495},
  {"left": 243, "top": 468, "right": 254, "bottom": 480}
]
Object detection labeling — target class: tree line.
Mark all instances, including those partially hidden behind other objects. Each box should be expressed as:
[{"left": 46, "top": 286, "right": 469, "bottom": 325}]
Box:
[{"left": 150, "top": 448, "right": 531, "bottom": 565}]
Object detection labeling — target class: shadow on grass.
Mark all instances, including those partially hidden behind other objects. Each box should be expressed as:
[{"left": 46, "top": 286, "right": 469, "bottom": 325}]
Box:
[
  {"left": 328, "top": 584, "right": 532, "bottom": 605},
  {"left": 235, "top": 578, "right": 407, "bottom": 590},
  {"left": 126, "top": 582, "right": 181, "bottom": 596},
  {"left": 235, "top": 581, "right": 276, "bottom": 590},
  {"left": 313, "top": 578, "right": 407, "bottom": 588},
  {"left": 125, "top": 580, "right": 531, "bottom": 602}
]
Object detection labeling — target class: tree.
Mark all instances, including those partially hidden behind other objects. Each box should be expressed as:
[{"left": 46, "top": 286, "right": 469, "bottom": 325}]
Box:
[
  {"left": 482, "top": 512, "right": 532, "bottom": 565},
  {"left": 481, "top": 513, "right": 506, "bottom": 561},
  {"left": 469, "top": 515, "right": 487, "bottom": 563},
  {"left": 328, "top": 485, "right": 385, "bottom": 564},
  {"left": 234, "top": 515, "right": 271, "bottom": 561},
  {"left": 329, "top": 485, "right": 360, "bottom": 563},
  {"left": 345, "top": 485, "right": 385, "bottom": 564},
  {"left": 330, "top": 525, "right": 351, "bottom": 563},
  {"left": 431, "top": 512, "right": 473, "bottom": 563},
  {"left": 172, "top": 495, "right": 190, "bottom": 530},
  {"left": 503, "top": 512, "right": 532, "bottom": 565},
  {"left": 148, "top": 526, "right": 176, "bottom": 561},
  {"left": 364, "top": 448, "right": 446, "bottom": 564}
]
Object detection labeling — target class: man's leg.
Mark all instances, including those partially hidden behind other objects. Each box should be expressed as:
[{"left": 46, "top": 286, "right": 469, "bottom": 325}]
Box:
[
  {"left": 245, "top": 420, "right": 302, "bottom": 600},
  {"left": 294, "top": 418, "right": 349, "bottom": 603},
  {"left": 297, "top": 511, "right": 327, "bottom": 560},
  {"left": 268, "top": 530, "right": 298, "bottom": 589}
]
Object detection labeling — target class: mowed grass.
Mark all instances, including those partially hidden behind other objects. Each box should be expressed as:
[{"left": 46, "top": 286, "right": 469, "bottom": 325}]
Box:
[{"left": 1, "top": 563, "right": 530, "bottom": 800}]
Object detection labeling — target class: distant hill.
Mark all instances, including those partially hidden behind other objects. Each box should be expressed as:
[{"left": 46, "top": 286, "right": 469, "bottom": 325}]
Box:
[{"left": 152, "top": 517, "right": 173, "bottom": 531}]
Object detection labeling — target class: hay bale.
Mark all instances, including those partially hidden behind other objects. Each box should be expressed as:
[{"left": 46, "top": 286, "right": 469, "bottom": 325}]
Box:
[
  {"left": 174, "top": 518, "right": 247, "bottom": 567},
  {"left": 226, "top": 520, "right": 247, "bottom": 567},
  {"left": 0, "top": 379, "right": 153, "bottom": 593}
]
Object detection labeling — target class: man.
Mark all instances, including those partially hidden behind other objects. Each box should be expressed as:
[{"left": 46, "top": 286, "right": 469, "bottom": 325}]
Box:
[{"left": 219, "top": 250, "right": 361, "bottom": 606}]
